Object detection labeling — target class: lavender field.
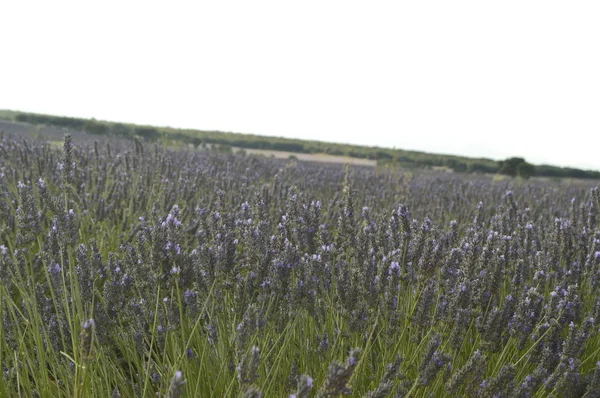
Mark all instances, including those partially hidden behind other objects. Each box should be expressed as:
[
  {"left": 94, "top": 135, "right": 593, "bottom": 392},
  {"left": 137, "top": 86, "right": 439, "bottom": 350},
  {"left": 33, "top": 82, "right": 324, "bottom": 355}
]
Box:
[{"left": 1, "top": 132, "right": 600, "bottom": 397}]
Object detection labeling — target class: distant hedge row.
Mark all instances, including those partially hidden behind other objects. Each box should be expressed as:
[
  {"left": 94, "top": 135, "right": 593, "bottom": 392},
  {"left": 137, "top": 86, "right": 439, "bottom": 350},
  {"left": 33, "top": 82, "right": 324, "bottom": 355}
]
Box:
[{"left": 13, "top": 111, "right": 600, "bottom": 179}]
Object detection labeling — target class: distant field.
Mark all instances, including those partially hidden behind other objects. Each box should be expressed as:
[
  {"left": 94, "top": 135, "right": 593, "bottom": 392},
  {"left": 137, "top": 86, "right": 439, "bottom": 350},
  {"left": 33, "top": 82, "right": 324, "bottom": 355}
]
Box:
[
  {"left": 240, "top": 147, "right": 377, "bottom": 166},
  {"left": 0, "top": 119, "right": 378, "bottom": 167},
  {"left": 0, "top": 119, "right": 95, "bottom": 142},
  {"left": 3, "top": 109, "right": 600, "bottom": 180}
]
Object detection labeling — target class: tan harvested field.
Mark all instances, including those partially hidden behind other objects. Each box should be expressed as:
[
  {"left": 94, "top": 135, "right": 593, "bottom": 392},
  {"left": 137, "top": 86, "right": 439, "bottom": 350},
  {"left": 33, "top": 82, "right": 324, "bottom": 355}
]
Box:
[{"left": 239, "top": 147, "right": 377, "bottom": 166}]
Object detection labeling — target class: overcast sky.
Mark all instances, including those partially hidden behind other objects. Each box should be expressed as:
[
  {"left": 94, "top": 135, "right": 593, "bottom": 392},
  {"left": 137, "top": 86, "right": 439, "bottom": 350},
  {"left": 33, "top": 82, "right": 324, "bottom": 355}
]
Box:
[{"left": 1, "top": 1, "right": 599, "bottom": 170}]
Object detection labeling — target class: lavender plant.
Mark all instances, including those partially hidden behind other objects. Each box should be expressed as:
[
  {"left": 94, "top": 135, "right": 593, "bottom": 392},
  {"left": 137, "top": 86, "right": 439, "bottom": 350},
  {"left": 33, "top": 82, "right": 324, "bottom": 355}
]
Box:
[{"left": 0, "top": 131, "right": 599, "bottom": 396}]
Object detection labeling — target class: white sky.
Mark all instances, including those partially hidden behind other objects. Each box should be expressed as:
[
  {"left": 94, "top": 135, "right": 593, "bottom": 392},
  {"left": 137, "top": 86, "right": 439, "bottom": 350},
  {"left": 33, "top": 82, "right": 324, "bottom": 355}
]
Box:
[{"left": 1, "top": 1, "right": 599, "bottom": 170}]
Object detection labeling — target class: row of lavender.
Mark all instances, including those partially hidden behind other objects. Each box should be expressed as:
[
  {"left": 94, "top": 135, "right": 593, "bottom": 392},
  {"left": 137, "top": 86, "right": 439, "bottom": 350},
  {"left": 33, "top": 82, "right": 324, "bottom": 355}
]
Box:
[{"left": 1, "top": 132, "right": 600, "bottom": 397}]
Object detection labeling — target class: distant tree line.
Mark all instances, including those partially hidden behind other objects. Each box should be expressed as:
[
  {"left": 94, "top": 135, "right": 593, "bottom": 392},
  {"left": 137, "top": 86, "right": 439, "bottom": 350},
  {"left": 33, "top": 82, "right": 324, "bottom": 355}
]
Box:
[{"left": 12, "top": 111, "right": 600, "bottom": 180}]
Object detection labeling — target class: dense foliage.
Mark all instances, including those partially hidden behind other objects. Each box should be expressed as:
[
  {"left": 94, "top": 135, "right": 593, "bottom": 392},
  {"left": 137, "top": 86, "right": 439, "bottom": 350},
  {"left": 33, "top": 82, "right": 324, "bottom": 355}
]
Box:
[
  {"left": 1, "top": 132, "right": 600, "bottom": 397},
  {"left": 7, "top": 110, "right": 600, "bottom": 179}
]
